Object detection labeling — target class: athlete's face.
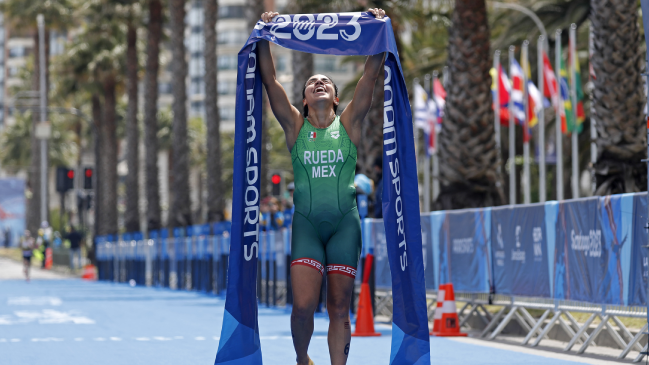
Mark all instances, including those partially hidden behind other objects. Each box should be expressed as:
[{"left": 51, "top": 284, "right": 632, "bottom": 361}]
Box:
[{"left": 303, "top": 74, "right": 339, "bottom": 111}]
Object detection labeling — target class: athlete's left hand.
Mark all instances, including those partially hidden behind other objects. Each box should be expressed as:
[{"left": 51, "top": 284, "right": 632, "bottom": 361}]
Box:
[{"left": 368, "top": 8, "right": 386, "bottom": 19}]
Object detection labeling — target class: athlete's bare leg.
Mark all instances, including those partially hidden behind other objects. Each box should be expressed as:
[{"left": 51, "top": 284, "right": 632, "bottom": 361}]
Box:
[
  {"left": 326, "top": 274, "right": 355, "bottom": 365},
  {"left": 291, "top": 265, "right": 323, "bottom": 365}
]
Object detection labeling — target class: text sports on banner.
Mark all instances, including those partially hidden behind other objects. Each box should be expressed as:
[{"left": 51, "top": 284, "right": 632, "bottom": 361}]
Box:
[{"left": 214, "top": 12, "right": 430, "bottom": 365}]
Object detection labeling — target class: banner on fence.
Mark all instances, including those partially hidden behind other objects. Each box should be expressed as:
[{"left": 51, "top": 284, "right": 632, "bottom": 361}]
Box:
[
  {"left": 0, "top": 178, "right": 25, "bottom": 248},
  {"left": 491, "top": 204, "right": 551, "bottom": 297},
  {"left": 437, "top": 208, "right": 491, "bottom": 293}
]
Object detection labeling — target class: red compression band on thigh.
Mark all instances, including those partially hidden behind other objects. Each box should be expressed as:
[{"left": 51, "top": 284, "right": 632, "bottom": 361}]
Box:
[
  {"left": 326, "top": 264, "right": 357, "bottom": 279},
  {"left": 291, "top": 258, "right": 325, "bottom": 276}
]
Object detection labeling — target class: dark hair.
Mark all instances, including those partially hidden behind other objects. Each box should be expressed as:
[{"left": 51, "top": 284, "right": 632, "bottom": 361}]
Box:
[{"left": 301, "top": 74, "right": 339, "bottom": 117}]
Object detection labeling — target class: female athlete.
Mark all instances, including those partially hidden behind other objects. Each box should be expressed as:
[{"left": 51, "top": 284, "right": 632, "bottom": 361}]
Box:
[{"left": 259, "top": 8, "right": 386, "bottom": 365}]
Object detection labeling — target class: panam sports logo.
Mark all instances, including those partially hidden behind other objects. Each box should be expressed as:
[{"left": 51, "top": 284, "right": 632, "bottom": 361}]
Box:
[{"left": 308, "top": 131, "right": 317, "bottom": 142}]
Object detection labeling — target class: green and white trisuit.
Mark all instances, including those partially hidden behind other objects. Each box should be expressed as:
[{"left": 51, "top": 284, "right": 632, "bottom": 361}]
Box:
[{"left": 290, "top": 116, "right": 362, "bottom": 278}]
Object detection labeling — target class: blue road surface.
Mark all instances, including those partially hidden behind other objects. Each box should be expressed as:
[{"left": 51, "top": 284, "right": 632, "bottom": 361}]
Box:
[{"left": 0, "top": 280, "right": 593, "bottom": 364}]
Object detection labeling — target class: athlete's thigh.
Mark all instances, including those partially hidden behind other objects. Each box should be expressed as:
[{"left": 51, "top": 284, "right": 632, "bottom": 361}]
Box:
[
  {"left": 291, "top": 264, "right": 323, "bottom": 310},
  {"left": 324, "top": 209, "right": 362, "bottom": 277},
  {"left": 291, "top": 212, "right": 326, "bottom": 274}
]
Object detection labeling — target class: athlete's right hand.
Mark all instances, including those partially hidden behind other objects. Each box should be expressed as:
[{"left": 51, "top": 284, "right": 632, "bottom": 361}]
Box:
[{"left": 261, "top": 11, "right": 279, "bottom": 23}]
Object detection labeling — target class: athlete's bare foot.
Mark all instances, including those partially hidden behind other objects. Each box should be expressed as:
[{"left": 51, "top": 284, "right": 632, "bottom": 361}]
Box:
[{"left": 296, "top": 356, "right": 314, "bottom": 365}]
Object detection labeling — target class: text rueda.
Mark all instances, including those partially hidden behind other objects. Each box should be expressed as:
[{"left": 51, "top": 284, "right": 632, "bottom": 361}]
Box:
[{"left": 262, "top": 13, "right": 367, "bottom": 42}]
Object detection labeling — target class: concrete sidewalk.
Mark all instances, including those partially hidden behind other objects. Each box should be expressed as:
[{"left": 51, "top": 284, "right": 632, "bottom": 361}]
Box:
[{"left": 0, "top": 256, "right": 70, "bottom": 280}]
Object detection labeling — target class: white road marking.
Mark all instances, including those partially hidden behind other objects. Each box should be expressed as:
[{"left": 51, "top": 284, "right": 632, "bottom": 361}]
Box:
[
  {"left": 0, "top": 338, "right": 6, "bottom": 342},
  {"left": 110, "top": 337, "right": 122, "bottom": 341},
  {"left": 8, "top": 297, "right": 62, "bottom": 306},
  {"left": 94, "top": 337, "right": 106, "bottom": 341},
  {"left": 213, "top": 336, "right": 220, "bottom": 340},
  {"left": 153, "top": 336, "right": 172, "bottom": 341},
  {"left": 135, "top": 337, "right": 150, "bottom": 341},
  {"left": 195, "top": 336, "right": 205, "bottom": 340},
  {"left": 10, "top": 339, "right": 20, "bottom": 342},
  {"left": 2, "top": 310, "right": 95, "bottom": 325},
  {"left": 31, "top": 337, "right": 64, "bottom": 342}
]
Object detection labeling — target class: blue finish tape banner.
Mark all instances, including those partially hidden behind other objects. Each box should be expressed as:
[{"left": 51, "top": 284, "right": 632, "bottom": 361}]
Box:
[
  {"left": 438, "top": 208, "right": 491, "bottom": 293},
  {"left": 491, "top": 204, "right": 550, "bottom": 297},
  {"left": 215, "top": 13, "right": 430, "bottom": 365}
]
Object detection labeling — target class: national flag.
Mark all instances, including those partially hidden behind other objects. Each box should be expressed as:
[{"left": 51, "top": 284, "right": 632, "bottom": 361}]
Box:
[
  {"left": 569, "top": 41, "right": 585, "bottom": 131},
  {"left": 490, "top": 65, "right": 511, "bottom": 125},
  {"left": 542, "top": 52, "right": 559, "bottom": 107},
  {"left": 559, "top": 57, "right": 576, "bottom": 134},
  {"left": 309, "top": 131, "right": 317, "bottom": 139},
  {"left": 413, "top": 84, "right": 430, "bottom": 133},
  {"left": 510, "top": 58, "right": 526, "bottom": 125},
  {"left": 413, "top": 83, "right": 437, "bottom": 155},
  {"left": 527, "top": 81, "right": 546, "bottom": 128},
  {"left": 433, "top": 78, "right": 446, "bottom": 121}
]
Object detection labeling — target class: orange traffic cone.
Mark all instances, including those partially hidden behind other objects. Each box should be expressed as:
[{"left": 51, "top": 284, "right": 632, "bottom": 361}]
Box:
[
  {"left": 352, "top": 253, "right": 380, "bottom": 337},
  {"left": 82, "top": 264, "right": 97, "bottom": 280},
  {"left": 44, "top": 248, "right": 53, "bottom": 269},
  {"left": 351, "top": 282, "right": 381, "bottom": 337},
  {"left": 431, "top": 283, "right": 467, "bottom": 337},
  {"left": 430, "top": 284, "right": 447, "bottom": 335}
]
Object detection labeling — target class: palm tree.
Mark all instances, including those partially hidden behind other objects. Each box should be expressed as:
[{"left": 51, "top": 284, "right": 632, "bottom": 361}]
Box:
[
  {"left": 435, "top": 0, "right": 505, "bottom": 209},
  {"left": 143, "top": 0, "right": 163, "bottom": 231},
  {"left": 169, "top": 0, "right": 192, "bottom": 228},
  {"left": 123, "top": 2, "right": 142, "bottom": 232},
  {"left": 57, "top": 1, "right": 126, "bottom": 235},
  {"left": 204, "top": 0, "right": 224, "bottom": 222},
  {"left": 0, "top": 0, "right": 73, "bottom": 234},
  {"left": 590, "top": 0, "right": 646, "bottom": 194}
]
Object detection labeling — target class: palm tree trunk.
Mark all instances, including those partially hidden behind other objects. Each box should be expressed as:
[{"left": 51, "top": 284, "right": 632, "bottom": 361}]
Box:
[
  {"left": 435, "top": 0, "right": 504, "bottom": 210},
  {"left": 204, "top": 0, "right": 223, "bottom": 222},
  {"left": 101, "top": 75, "right": 118, "bottom": 235},
  {"left": 125, "top": 23, "right": 140, "bottom": 232},
  {"left": 27, "top": 31, "right": 42, "bottom": 236},
  {"left": 591, "top": 0, "right": 647, "bottom": 194},
  {"left": 169, "top": 0, "right": 192, "bottom": 228},
  {"left": 92, "top": 95, "right": 103, "bottom": 238},
  {"left": 144, "top": 0, "right": 163, "bottom": 231}
]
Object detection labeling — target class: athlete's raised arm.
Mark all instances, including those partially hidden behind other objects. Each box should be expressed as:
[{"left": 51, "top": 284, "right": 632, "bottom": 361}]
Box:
[
  {"left": 258, "top": 12, "right": 303, "bottom": 149},
  {"left": 340, "top": 8, "right": 386, "bottom": 147}
]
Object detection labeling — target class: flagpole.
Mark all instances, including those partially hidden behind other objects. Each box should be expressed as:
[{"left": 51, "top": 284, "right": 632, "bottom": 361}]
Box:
[
  {"left": 555, "top": 29, "right": 564, "bottom": 201},
  {"left": 509, "top": 46, "right": 517, "bottom": 205},
  {"left": 538, "top": 36, "right": 546, "bottom": 203},
  {"left": 494, "top": 50, "right": 503, "bottom": 181},
  {"left": 432, "top": 71, "right": 440, "bottom": 202},
  {"left": 423, "top": 74, "right": 431, "bottom": 213},
  {"left": 570, "top": 24, "right": 580, "bottom": 199},
  {"left": 589, "top": 28, "right": 597, "bottom": 195},
  {"left": 522, "top": 41, "right": 531, "bottom": 204}
]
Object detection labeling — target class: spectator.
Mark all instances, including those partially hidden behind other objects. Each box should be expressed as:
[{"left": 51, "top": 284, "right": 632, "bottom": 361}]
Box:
[
  {"left": 373, "top": 157, "right": 383, "bottom": 218},
  {"left": 283, "top": 184, "right": 295, "bottom": 229},
  {"left": 66, "top": 226, "right": 83, "bottom": 271},
  {"left": 268, "top": 197, "right": 284, "bottom": 231},
  {"left": 38, "top": 221, "right": 52, "bottom": 269},
  {"left": 260, "top": 197, "right": 271, "bottom": 231},
  {"left": 21, "top": 230, "right": 36, "bottom": 281},
  {"left": 4, "top": 227, "right": 11, "bottom": 248}
]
